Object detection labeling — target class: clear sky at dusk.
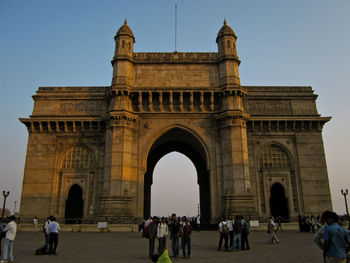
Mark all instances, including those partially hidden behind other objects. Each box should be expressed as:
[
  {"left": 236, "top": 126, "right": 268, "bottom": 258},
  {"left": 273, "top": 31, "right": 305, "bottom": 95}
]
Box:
[{"left": 0, "top": 0, "right": 349, "bottom": 216}]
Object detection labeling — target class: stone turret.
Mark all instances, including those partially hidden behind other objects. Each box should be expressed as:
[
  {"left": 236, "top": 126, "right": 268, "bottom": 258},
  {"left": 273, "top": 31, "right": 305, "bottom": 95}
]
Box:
[
  {"left": 216, "top": 20, "right": 241, "bottom": 87},
  {"left": 111, "top": 20, "right": 135, "bottom": 87},
  {"left": 216, "top": 20, "right": 238, "bottom": 57},
  {"left": 114, "top": 19, "right": 135, "bottom": 58}
]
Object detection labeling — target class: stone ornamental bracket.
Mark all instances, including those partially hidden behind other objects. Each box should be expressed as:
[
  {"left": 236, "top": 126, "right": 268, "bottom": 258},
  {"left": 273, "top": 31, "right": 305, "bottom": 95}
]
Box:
[
  {"left": 105, "top": 112, "right": 137, "bottom": 128},
  {"left": 102, "top": 90, "right": 246, "bottom": 113},
  {"left": 247, "top": 117, "right": 331, "bottom": 132},
  {"left": 19, "top": 118, "right": 105, "bottom": 133}
]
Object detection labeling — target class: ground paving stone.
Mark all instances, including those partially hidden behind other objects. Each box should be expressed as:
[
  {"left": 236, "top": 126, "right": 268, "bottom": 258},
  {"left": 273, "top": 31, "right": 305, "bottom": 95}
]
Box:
[{"left": 10, "top": 230, "right": 323, "bottom": 263}]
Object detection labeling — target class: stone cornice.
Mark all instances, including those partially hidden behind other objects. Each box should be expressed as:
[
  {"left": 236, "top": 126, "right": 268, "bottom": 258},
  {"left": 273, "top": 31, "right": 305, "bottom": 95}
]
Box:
[
  {"left": 19, "top": 117, "right": 105, "bottom": 133},
  {"left": 247, "top": 117, "right": 331, "bottom": 132}
]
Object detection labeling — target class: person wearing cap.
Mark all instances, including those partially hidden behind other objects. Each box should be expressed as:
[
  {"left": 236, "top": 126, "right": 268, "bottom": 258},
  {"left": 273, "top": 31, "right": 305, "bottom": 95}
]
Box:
[{"left": 1, "top": 215, "right": 17, "bottom": 262}]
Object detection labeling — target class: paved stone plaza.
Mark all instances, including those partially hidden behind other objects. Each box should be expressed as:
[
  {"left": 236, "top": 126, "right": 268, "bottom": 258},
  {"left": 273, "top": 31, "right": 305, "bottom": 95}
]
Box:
[{"left": 11, "top": 230, "right": 322, "bottom": 263}]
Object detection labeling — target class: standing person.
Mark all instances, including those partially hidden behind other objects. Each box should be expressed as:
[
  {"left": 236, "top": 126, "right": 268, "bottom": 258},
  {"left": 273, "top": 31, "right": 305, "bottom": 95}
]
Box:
[
  {"left": 276, "top": 216, "right": 283, "bottom": 232},
  {"left": 33, "top": 216, "right": 38, "bottom": 233},
  {"left": 310, "top": 215, "right": 316, "bottom": 233},
  {"left": 218, "top": 217, "right": 229, "bottom": 251},
  {"left": 157, "top": 217, "right": 168, "bottom": 253},
  {"left": 297, "top": 214, "right": 302, "bottom": 232},
  {"left": 148, "top": 217, "right": 158, "bottom": 258},
  {"left": 1, "top": 215, "right": 17, "bottom": 263},
  {"left": 43, "top": 216, "right": 51, "bottom": 252},
  {"left": 169, "top": 213, "right": 180, "bottom": 258},
  {"left": 47, "top": 216, "right": 60, "bottom": 255},
  {"left": 196, "top": 215, "right": 200, "bottom": 232},
  {"left": 227, "top": 216, "right": 234, "bottom": 248},
  {"left": 323, "top": 211, "right": 350, "bottom": 263},
  {"left": 233, "top": 215, "right": 242, "bottom": 250},
  {"left": 182, "top": 218, "right": 192, "bottom": 258},
  {"left": 241, "top": 216, "right": 250, "bottom": 250},
  {"left": 267, "top": 216, "right": 280, "bottom": 244},
  {"left": 0, "top": 221, "right": 4, "bottom": 258}
]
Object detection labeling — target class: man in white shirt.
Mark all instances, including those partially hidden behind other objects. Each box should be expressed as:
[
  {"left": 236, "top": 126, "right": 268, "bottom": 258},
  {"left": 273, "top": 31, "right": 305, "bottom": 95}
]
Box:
[
  {"left": 157, "top": 217, "right": 168, "bottom": 252},
  {"left": 1, "top": 215, "right": 17, "bottom": 262},
  {"left": 47, "top": 216, "right": 60, "bottom": 255}
]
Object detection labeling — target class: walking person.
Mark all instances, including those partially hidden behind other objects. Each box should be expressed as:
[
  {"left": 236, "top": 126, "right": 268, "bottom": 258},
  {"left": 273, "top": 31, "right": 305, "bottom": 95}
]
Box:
[
  {"left": 169, "top": 213, "right": 180, "bottom": 258},
  {"left": 47, "top": 216, "right": 60, "bottom": 255},
  {"left": 267, "top": 216, "right": 280, "bottom": 244},
  {"left": 148, "top": 217, "right": 158, "bottom": 258},
  {"left": 241, "top": 216, "right": 250, "bottom": 250},
  {"left": 218, "top": 217, "right": 229, "bottom": 251},
  {"left": 1, "top": 215, "right": 17, "bottom": 263},
  {"left": 181, "top": 218, "right": 192, "bottom": 258},
  {"left": 157, "top": 217, "right": 168, "bottom": 253}
]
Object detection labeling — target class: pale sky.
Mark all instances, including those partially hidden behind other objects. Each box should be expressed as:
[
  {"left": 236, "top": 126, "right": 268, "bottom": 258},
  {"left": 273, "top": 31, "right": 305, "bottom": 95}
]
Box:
[{"left": 0, "top": 0, "right": 349, "bottom": 216}]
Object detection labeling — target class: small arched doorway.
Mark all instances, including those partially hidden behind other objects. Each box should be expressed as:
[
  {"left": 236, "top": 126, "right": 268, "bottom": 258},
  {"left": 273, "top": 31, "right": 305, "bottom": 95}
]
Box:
[
  {"left": 269, "top": 183, "right": 289, "bottom": 220},
  {"left": 65, "top": 184, "right": 84, "bottom": 224}
]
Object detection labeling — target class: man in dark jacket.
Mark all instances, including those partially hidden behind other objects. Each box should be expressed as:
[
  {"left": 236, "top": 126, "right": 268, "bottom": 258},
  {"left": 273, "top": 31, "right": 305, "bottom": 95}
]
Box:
[
  {"left": 148, "top": 216, "right": 158, "bottom": 258},
  {"left": 169, "top": 213, "right": 180, "bottom": 257}
]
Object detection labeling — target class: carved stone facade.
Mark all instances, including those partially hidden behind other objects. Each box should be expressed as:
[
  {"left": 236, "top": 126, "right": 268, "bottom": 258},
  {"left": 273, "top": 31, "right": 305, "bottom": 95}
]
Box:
[{"left": 20, "top": 20, "right": 332, "bottom": 224}]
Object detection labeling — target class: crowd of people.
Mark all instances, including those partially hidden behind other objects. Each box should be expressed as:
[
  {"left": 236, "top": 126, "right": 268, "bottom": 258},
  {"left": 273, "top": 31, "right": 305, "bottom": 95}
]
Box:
[
  {"left": 217, "top": 215, "right": 251, "bottom": 251},
  {"left": 297, "top": 214, "right": 321, "bottom": 233},
  {"left": 1, "top": 210, "right": 350, "bottom": 262},
  {"left": 141, "top": 214, "right": 195, "bottom": 262}
]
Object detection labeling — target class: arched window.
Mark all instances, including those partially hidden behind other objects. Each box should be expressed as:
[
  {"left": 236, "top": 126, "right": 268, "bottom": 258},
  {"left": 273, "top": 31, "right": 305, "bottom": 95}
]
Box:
[
  {"left": 259, "top": 144, "right": 298, "bottom": 215},
  {"left": 61, "top": 146, "right": 94, "bottom": 169},
  {"left": 260, "top": 144, "right": 291, "bottom": 170}
]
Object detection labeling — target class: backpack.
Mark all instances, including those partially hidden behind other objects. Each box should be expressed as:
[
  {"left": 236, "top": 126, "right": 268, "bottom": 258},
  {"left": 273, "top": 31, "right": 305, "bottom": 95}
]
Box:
[
  {"left": 221, "top": 222, "right": 229, "bottom": 235},
  {"left": 242, "top": 220, "right": 250, "bottom": 234},
  {"left": 142, "top": 224, "right": 149, "bottom": 239}
]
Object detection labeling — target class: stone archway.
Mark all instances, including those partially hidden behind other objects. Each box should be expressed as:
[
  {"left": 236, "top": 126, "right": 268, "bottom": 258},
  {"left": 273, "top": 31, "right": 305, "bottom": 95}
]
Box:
[
  {"left": 269, "top": 183, "right": 289, "bottom": 220},
  {"left": 65, "top": 184, "right": 84, "bottom": 224},
  {"left": 143, "top": 128, "right": 210, "bottom": 225}
]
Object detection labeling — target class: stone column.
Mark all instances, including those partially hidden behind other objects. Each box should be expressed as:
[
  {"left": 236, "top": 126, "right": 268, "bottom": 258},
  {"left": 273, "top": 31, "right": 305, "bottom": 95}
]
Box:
[
  {"left": 216, "top": 90, "right": 255, "bottom": 216},
  {"left": 101, "top": 112, "right": 138, "bottom": 222}
]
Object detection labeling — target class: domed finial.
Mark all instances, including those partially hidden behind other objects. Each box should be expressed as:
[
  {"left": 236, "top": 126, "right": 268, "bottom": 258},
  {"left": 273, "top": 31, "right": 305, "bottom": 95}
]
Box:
[
  {"left": 224, "top": 19, "right": 227, "bottom": 25},
  {"left": 124, "top": 19, "right": 128, "bottom": 25}
]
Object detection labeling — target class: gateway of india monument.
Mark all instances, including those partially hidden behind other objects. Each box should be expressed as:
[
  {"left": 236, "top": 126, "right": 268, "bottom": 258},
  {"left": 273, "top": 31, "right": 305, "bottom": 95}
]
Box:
[{"left": 19, "top": 20, "right": 332, "bottom": 225}]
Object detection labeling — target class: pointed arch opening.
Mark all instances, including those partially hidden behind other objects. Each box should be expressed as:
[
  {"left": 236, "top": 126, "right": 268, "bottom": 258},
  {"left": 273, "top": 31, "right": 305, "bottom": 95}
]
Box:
[
  {"left": 144, "top": 127, "right": 210, "bottom": 225},
  {"left": 269, "top": 183, "right": 289, "bottom": 220},
  {"left": 65, "top": 184, "right": 84, "bottom": 224},
  {"left": 151, "top": 152, "right": 199, "bottom": 217}
]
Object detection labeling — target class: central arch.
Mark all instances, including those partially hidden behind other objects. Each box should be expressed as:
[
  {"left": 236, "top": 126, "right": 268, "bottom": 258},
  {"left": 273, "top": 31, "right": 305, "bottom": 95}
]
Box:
[{"left": 144, "top": 127, "right": 211, "bottom": 225}]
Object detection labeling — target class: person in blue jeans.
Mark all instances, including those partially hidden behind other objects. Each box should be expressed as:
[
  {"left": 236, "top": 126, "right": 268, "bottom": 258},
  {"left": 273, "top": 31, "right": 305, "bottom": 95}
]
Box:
[
  {"left": 181, "top": 218, "right": 192, "bottom": 258},
  {"left": 1, "top": 215, "right": 17, "bottom": 262},
  {"left": 169, "top": 213, "right": 180, "bottom": 257},
  {"left": 233, "top": 215, "right": 242, "bottom": 250}
]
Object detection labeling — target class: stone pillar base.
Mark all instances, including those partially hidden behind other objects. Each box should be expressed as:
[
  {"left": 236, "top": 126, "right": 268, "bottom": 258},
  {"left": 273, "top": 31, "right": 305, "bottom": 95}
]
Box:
[
  {"left": 98, "top": 195, "right": 138, "bottom": 224},
  {"left": 222, "top": 194, "right": 256, "bottom": 217}
]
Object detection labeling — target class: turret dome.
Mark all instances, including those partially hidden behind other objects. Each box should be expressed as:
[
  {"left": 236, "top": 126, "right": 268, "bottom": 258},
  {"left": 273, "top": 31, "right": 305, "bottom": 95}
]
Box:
[
  {"left": 216, "top": 20, "right": 237, "bottom": 42},
  {"left": 115, "top": 19, "right": 135, "bottom": 42}
]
